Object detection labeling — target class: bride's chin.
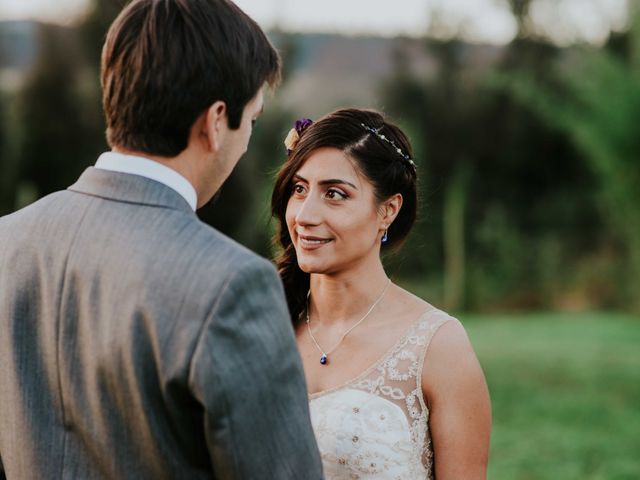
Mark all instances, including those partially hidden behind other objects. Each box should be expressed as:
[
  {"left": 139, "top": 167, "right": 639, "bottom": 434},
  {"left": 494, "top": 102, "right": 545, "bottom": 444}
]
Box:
[
  {"left": 298, "top": 263, "right": 316, "bottom": 273},
  {"left": 297, "top": 261, "right": 327, "bottom": 274}
]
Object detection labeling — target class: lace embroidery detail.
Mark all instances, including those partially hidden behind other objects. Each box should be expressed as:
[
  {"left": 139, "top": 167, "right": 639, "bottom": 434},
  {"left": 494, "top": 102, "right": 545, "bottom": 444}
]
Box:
[{"left": 309, "top": 309, "right": 454, "bottom": 479}]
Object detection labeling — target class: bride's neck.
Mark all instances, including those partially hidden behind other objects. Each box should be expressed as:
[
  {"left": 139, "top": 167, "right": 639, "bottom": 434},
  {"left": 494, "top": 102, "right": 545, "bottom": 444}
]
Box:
[{"left": 309, "top": 263, "right": 389, "bottom": 326}]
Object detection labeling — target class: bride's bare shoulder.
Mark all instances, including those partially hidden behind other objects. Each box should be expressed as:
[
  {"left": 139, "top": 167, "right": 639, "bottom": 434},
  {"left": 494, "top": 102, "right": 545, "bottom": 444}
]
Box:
[
  {"left": 389, "top": 283, "right": 437, "bottom": 318},
  {"left": 420, "top": 311, "right": 486, "bottom": 405}
]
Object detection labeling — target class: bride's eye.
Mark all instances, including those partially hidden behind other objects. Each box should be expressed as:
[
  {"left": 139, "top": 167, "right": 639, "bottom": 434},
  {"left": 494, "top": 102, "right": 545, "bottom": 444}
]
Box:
[
  {"left": 324, "top": 188, "right": 347, "bottom": 201},
  {"left": 292, "top": 183, "right": 307, "bottom": 196}
]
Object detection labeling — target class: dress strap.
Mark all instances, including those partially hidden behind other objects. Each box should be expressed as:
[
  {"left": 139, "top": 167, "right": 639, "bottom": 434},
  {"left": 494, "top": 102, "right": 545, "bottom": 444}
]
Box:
[{"left": 415, "top": 310, "right": 457, "bottom": 412}]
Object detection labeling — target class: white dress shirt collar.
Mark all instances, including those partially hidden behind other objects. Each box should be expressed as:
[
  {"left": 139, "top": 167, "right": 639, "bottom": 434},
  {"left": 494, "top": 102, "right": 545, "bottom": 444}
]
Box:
[{"left": 95, "top": 151, "right": 197, "bottom": 211}]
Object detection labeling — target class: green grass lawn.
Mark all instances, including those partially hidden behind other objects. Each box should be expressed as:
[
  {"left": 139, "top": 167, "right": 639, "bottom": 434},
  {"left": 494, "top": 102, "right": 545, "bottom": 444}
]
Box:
[{"left": 460, "top": 312, "right": 640, "bottom": 480}]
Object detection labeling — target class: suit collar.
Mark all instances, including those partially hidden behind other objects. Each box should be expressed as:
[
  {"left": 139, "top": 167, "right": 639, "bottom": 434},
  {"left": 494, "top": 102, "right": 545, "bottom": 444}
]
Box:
[
  {"left": 94, "top": 152, "right": 197, "bottom": 211},
  {"left": 68, "top": 167, "right": 196, "bottom": 215}
]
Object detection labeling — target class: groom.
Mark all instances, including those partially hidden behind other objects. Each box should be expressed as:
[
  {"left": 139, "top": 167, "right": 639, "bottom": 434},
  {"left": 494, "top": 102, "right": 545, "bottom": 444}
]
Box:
[{"left": 0, "top": 1, "right": 323, "bottom": 478}]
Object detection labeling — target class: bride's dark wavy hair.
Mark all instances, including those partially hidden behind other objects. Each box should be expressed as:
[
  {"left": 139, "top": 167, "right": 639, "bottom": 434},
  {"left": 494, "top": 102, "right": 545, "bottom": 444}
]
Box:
[{"left": 271, "top": 108, "right": 418, "bottom": 324}]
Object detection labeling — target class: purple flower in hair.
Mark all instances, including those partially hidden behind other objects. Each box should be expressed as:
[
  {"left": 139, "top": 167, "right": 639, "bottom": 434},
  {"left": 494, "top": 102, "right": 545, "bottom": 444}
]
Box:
[
  {"left": 284, "top": 118, "right": 314, "bottom": 154},
  {"left": 295, "top": 118, "right": 313, "bottom": 134}
]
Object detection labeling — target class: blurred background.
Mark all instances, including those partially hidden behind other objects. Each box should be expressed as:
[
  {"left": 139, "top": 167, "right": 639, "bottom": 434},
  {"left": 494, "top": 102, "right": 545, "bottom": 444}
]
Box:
[{"left": 1, "top": 0, "right": 638, "bottom": 478}]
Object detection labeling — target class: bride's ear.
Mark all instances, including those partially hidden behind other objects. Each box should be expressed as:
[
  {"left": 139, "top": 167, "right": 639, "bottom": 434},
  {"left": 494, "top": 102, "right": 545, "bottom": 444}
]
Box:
[
  {"left": 200, "top": 100, "right": 228, "bottom": 152},
  {"left": 379, "top": 194, "right": 403, "bottom": 228}
]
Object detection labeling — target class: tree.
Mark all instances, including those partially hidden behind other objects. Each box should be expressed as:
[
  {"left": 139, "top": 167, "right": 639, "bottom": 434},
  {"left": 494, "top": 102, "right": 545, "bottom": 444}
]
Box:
[
  {"left": 382, "top": 33, "right": 599, "bottom": 310},
  {"left": 16, "top": 24, "right": 95, "bottom": 205},
  {"left": 381, "top": 39, "right": 486, "bottom": 311},
  {"left": 501, "top": 7, "right": 640, "bottom": 310},
  {"left": 0, "top": 90, "right": 13, "bottom": 214},
  {"left": 500, "top": 0, "right": 535, "bottom": 38}
]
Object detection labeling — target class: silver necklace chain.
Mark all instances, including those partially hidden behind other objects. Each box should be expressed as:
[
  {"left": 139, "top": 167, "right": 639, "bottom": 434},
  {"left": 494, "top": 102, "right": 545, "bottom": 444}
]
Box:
[{"left": 305, "top": 279, "right": 392, "bottom": 365}]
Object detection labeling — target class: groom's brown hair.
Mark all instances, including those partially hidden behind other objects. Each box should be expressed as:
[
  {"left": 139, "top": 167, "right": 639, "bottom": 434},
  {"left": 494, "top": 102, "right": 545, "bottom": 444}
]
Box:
[{"left": 101, "top": 0, "right": 281, "bottom": 156}]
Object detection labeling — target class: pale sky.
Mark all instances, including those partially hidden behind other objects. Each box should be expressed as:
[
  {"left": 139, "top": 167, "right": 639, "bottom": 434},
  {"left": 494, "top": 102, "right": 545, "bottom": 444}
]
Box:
[{"left": 0, "top": 0, "right": 630, "bottom": 45}]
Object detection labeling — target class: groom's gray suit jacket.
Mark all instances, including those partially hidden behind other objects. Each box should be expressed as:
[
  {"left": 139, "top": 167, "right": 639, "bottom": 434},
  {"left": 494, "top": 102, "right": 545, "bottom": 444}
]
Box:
[{"left": 0, "top": 167, "right": 323, "bottom": 479}]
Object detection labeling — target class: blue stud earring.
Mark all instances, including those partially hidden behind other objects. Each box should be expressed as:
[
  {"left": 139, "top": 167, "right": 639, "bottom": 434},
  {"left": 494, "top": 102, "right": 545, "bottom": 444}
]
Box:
[{"left": 381, "top": 229, "right": 388, "bottom": 244}]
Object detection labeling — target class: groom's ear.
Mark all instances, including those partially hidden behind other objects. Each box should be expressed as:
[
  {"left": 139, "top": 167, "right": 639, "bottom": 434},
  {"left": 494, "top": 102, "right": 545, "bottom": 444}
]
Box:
[{"left": 200, "top": 100, "right": 228, "bottom": 152}]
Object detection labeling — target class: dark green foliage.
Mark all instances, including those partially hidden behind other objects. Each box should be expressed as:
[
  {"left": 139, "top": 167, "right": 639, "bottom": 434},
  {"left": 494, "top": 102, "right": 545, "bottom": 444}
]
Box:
[
  {"left": 381, "top": 36, "right": 603, "bottom": 311},
  {"left": 500, "top": 41, "right": 640, "bottom": 310},
  {"left": 0, "top": 90, "right": 12, "bottom": 214},
  {"left": 16, "top": 24, "right": 104, "bottom": 206},
  {"left": 78, "top": 0, "right": 127, "bottom": 70}
]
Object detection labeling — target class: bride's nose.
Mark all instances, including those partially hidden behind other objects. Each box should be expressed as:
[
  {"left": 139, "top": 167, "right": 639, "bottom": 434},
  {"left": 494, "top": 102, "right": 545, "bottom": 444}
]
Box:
[{"left": 295, "top": 194, "right": 322, "bottom": 226}]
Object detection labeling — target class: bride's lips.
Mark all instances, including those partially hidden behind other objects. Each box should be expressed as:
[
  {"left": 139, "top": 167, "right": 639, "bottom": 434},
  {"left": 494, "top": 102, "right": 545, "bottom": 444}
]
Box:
[{"left": 298, "top": 234, "right": 332, "bottom": 251}]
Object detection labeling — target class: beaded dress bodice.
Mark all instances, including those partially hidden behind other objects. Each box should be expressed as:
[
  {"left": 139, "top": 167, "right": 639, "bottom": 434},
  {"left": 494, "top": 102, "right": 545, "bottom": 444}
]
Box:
[{"left": 309, "top": 309, "right": 453, "bottom": 479}]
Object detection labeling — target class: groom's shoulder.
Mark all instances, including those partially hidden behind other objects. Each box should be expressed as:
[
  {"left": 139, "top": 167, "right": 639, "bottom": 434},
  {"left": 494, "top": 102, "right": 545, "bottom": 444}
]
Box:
[
  {"left": 0, "top": 190, "right": 70, "bottom": 231},
  {"left": 180, "top": 217, "right": 276, "bottom": 277}
]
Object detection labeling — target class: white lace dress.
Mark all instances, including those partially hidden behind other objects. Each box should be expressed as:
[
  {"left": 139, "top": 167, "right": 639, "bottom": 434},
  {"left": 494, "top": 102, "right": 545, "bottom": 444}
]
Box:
[{"left": 309, "top": 309, "right": 454, "bottom": 479}]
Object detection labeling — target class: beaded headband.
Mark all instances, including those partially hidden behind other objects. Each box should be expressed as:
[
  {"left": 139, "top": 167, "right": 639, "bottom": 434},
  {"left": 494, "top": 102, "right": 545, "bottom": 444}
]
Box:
[
  {"left": 360, "top": 123, "right": 416, "bottom": 171},
  {"left": 283, "top": 117, "right": 416, "bottom": 173}
]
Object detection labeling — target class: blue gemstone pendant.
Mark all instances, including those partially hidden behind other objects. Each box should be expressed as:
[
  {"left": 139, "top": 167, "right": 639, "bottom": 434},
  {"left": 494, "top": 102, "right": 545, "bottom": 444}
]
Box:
[{"left": 320, "top": 354, "right": 328, "bottom": 365}]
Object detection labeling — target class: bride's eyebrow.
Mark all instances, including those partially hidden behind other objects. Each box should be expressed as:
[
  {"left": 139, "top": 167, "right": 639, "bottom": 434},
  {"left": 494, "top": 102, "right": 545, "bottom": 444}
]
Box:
[
  {"left": 292, "top": 174, "right": 307, "bottom": 183},
  {"left": 319, "top": 179, "right": 357, "bottom": 189},
  {"left": 293, "top": 174, "right": 357, "bottom": 189}
]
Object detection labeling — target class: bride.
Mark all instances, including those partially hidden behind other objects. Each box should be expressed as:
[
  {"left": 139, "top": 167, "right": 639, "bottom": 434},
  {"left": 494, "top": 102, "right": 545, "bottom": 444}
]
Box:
[{"left": 271, "top": 108, "right": 491, "bottom": 479}]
